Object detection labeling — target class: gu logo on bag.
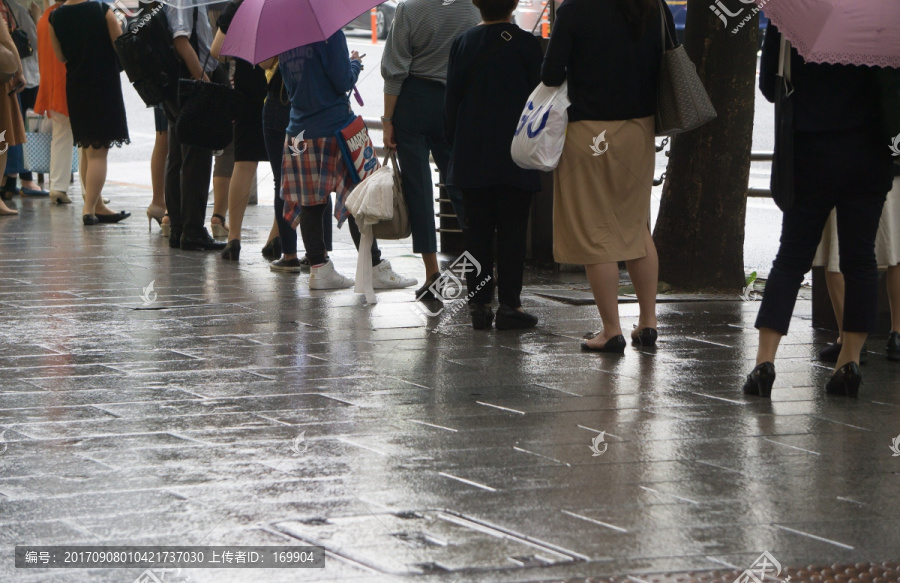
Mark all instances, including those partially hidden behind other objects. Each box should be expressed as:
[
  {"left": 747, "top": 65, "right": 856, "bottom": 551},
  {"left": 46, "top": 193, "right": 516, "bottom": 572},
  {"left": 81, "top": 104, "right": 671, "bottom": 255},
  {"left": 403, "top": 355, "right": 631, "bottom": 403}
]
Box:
[{"left": 515, "top": 101, "right": 553, "bottom": 139}]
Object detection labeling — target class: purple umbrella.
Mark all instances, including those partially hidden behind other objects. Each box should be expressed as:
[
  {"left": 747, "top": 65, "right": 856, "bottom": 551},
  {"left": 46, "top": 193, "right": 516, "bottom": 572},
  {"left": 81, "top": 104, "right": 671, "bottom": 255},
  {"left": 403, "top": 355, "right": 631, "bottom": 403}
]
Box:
[
  {"left": 220, "top": 0, "right": 383, "bottom": 64},
  {"left": 755, "top": 0, "right": 900, "bottom": 68}
]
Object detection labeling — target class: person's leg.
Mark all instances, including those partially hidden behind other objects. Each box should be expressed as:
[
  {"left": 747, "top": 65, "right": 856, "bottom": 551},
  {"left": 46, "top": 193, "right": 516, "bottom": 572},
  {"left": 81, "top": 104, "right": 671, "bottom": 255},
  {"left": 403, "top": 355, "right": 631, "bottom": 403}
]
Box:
[
  {"left": 82, "top": 147, "right": 112, "bottom": 216},
  {"left": 164, "top": 120, "right": 184, "bottom": 240},
  {"left": 461, "top": 189, "right": 497, "bottom": 306},
  {"left": 323, "top": 194, "right": 333, "bottom": 252},
  {"left": 494, "top": 189, "right": 534, "bottom": 309},
  {"left": 225, "top": 160, "right": 258, "bottom": 243},
  {"left": 394, "top": 80, "right": 439, "bottom": 279},
  {"left": 754, "top": 199, "right": 834, "bottom": 365},
  {"left": 150, "top": 128, "right": 168, "bottom": 210},
  {"left": 299, "top": 204, "right": 328, "bottom": 265},
  {"left": 180, "top": 142, "right": 214, "bottom": 238},
  {"left": 211, "top": 143, "right": 234, "bottom": 236},
  {"left": 583, "top": 262, "right": 624, "bottom": 348},
  {"left": 824, "top": 270, "right": 846, "bottom": 342},
  {"left": 833, "top": 190, "right": 887, "bottom": 370},
  {"left": 48, "top": 111, "right": 74, "bottom": 198},
  {"left": 263, "top": 103, "right": 296, "bottom": 257},
  {"left": 624, "top": 227, "right": 659, "bottom": 334},
  {"left": 888, "top": 265, "right": 900, "bottom": 333}
]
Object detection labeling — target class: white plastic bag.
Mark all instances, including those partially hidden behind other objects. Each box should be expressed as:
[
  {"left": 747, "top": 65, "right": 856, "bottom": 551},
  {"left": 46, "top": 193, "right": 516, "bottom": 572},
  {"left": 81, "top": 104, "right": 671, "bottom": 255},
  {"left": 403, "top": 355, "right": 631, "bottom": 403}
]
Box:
[
  {"left": 511, "top": 81, "right": 570, "bottom": 172},
  {"left": 346, "top": 164, "right": 397, "bottom": 304}
]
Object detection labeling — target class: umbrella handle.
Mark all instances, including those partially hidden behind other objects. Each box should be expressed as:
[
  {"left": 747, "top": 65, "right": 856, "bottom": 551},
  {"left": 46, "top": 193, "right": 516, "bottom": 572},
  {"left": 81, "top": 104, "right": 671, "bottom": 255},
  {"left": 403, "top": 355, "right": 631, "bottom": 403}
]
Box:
[{"left": 352, "top": 86, "right": 364, "bottom": 107}]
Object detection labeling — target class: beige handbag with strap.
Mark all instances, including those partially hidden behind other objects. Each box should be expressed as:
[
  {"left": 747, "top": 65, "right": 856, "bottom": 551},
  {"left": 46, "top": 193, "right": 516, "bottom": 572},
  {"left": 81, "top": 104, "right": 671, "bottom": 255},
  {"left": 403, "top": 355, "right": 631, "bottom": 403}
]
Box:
[{"left": 371, "top": 149, "right": 411, "bottom": 240}]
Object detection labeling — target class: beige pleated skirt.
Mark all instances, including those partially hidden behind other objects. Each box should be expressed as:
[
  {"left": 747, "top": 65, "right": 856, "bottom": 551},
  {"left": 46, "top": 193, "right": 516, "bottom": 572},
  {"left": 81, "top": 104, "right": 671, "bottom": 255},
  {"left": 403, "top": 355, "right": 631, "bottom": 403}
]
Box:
[
  {"left": 553, "top": 117, "right": 656, "bottom": 265},
  {"left": 813, "top": 176, "right": 900, "bottom": 271}
]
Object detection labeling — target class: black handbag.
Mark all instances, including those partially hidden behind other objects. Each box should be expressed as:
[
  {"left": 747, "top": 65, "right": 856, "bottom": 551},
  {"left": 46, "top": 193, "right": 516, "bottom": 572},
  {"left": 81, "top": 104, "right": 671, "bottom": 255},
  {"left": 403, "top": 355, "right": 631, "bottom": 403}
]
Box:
[
  {"left": 4, "top": 2, "right": 33, "bottom": 59},
  {"left": 770, "top": 35, "right": 795, "bottom": 212},
  {"left": 176, "top": 76, "right": 237, "bottom": 150}
]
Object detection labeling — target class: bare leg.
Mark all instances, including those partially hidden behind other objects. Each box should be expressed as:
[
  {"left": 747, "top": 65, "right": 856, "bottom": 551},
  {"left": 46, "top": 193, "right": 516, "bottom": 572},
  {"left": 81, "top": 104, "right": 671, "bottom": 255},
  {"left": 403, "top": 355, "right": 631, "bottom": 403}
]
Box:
[
  {"left": 423, "top": 252, "right": 439, "bottom": 279},
  {"left": 835, "top": 331, "right": 866, "bottom": 369},
  {"left": 824, "top": 269, "right": 845, "bottom": 343},
  {"left": 226, "top": 161, "right": 258, "bottom": 242},
  {"left": 150, "top": 130, "right": 168, "bottom": 209},
  {"left": 583, "top": 262, "right": 623, "bottom": 348},
  {"left": 624, "top": 228, "right": 659, "bottom": 337},
  {"left": 756, "top": 327, "right": 782, "bottom": 365},
  {"left": 211, "top": 177, "right": 230, "bottom": 233},
  {"left": 83, "top": 147, "right": 115, "bottom": 216},
  {"left": 887, "top": 265, "right": 900, "bottom": 333}
]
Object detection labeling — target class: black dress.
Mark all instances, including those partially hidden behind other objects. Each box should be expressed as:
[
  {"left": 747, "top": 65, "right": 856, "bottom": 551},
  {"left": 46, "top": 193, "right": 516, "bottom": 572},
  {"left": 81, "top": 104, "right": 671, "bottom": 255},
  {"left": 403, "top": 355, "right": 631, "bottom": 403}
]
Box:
[
  {"left": 50, "top": 1, "right": 129, "bottom": 149},
  {"left": 218, "top": 0, "right": 268, "bottom": 162}
]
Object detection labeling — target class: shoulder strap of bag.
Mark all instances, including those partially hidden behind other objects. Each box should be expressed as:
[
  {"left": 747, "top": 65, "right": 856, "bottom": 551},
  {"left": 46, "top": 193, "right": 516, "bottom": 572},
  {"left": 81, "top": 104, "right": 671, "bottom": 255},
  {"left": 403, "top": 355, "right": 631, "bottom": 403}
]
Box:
[
  {"left": 657, "top": 0, "right": 672, "bottom": 53},
  {"left": 3, "top": 0, "right": 19, "bottom": 30},
  {"left": 462, "top": 28, "right": 513, "bottom": 95}
]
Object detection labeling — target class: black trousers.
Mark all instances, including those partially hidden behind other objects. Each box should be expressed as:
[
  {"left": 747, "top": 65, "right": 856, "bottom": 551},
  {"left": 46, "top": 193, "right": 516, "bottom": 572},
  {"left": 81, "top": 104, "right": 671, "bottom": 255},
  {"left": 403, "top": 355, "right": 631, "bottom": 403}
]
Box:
[
  {"left": 164, "top": 119, "right": 213, "bottom": 238},
  {"left": 462, "top": 187, "right": 533, "bottom": 308},
  {"left": 299, "top": 205, "right": 380, "bottom": 267},
  {"left": 756, "top": 127, "right": 894, "bottom": 335}
]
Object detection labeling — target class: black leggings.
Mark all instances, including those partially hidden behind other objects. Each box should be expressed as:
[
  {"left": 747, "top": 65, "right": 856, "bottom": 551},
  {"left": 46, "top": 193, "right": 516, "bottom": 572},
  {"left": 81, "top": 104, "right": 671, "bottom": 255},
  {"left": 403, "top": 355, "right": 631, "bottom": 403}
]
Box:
[
  {"left": 756, "top": 127, "right": 894, "bottom": 335},
  {"left": 299, "top": 205, "right": 381, "bottom": 267}
]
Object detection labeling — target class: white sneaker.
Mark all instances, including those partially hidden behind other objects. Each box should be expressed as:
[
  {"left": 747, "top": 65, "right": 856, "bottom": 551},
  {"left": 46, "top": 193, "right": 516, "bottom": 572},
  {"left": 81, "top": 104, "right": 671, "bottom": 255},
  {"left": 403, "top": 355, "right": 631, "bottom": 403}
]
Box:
[
  {"left": 309, "top": 261, "right": 354, "bottom": 290},
  {"left": 372, "top": 260, "right": 418, "bottom": 289}
]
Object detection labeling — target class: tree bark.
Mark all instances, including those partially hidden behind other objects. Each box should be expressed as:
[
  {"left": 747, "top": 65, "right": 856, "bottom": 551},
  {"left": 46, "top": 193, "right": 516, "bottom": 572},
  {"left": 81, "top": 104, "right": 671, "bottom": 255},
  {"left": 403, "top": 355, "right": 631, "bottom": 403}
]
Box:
[{"left": 652, "top": 0, "right": 760, "bottom": 291}]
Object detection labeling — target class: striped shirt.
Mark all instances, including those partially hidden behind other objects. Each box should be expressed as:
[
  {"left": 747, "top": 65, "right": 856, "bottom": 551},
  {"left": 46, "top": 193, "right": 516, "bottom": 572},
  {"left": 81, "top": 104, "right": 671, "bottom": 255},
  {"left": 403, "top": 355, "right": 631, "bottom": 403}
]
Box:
[{"left": 381, "top": 0, "right": 480, "bottom": 95}]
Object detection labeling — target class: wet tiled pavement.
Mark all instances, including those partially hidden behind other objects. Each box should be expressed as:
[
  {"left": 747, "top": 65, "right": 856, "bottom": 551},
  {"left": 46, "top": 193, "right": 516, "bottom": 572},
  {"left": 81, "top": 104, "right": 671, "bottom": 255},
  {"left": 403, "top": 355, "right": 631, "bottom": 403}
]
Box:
[{"left": 1, "top": 186, "right": 899, "bottom": 583}]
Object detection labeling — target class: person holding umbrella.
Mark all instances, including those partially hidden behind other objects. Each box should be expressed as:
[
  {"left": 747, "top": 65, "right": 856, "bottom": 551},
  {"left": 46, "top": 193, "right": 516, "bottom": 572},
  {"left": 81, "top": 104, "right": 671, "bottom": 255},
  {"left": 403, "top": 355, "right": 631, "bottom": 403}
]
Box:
[
  {"left": 743, "top": 14, "right": 898, "bottom": 398},
  {"left": 278, "top": 30, "right": 416, "bottom": 291}
]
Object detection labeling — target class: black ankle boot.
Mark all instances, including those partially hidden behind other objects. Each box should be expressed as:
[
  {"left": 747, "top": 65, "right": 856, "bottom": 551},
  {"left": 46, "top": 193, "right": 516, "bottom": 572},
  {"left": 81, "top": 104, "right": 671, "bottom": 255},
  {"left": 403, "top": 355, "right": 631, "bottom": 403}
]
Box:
[
  {"left": 742, "top": 362, "right": 775, "bottom": 398},
  {"left": 495, "top": 305, "right": 538, "bottom": 330},
  {"left": 825, "top": 362, "right": 861, "bottom": 398}
]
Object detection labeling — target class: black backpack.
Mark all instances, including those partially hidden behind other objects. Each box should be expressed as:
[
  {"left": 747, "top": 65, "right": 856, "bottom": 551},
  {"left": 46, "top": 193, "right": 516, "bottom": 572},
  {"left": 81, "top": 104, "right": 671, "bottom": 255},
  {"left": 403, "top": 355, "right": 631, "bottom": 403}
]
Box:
[{"left": 114, "top": 5, "right": 181, "bottom": 112}]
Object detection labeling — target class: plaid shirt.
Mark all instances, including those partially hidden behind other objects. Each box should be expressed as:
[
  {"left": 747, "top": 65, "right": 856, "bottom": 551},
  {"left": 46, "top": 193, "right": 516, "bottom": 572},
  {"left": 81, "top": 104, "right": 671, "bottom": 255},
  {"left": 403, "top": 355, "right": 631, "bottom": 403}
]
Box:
[{"left": 280, "top": 135, "right": 353, "bottom": 229}]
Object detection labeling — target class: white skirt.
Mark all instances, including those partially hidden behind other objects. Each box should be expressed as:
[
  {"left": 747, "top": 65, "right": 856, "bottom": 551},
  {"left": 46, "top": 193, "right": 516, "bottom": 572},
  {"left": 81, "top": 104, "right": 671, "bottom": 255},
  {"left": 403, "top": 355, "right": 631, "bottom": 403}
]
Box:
[{"left": 813, "top": 176, "right": 900, "bottom": 271}]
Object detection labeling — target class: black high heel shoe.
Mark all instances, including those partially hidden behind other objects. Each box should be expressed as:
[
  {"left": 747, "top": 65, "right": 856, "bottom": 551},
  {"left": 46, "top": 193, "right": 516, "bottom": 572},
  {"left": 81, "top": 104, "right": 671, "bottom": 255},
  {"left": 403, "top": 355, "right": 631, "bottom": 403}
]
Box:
[
  {"left": 742, "top": 362, "right": 775, "bottom": 398},
  {"left": 221, "top": 240, "right": 241, "bottom": 260},
  {"left": 631, "top": 327, "right": 658, "bottom": 347},
  {"left": 469, "top": 303, "right": 494, "bottom": 330},
  {"left": 581, "top": 334, "right": 627, "bottom": 354},
  {"left": 824, "top": 362, "right": 861, "bottom": 398}
]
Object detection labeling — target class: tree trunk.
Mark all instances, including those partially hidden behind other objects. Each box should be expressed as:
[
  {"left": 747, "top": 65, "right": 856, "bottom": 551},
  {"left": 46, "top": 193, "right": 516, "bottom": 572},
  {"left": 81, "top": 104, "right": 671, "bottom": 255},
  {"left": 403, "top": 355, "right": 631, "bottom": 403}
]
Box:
[{"left": 652, "top": 0, "right": 760, "bottom": 291}]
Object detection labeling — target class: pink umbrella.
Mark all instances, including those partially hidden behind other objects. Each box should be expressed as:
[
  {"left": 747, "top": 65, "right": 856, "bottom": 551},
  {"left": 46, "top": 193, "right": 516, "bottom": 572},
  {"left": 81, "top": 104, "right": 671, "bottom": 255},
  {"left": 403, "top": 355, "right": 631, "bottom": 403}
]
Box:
[
  {"left": 756, "top": 0, "right": 900, "bottom": 68},
  {"left": 220, "top": 0, "right": 383, "bottom": 64}
]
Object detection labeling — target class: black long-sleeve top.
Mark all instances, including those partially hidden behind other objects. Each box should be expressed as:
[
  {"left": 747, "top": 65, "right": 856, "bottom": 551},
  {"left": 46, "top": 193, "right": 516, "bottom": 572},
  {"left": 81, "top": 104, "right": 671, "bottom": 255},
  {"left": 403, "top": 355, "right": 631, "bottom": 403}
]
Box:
[
  {"left": 445, "top": 23, "right": 544, "bottom": 192},
  {"left": 540, "top": 0, "right": 675, "bottom": 122},
  {"left": 759, "top": 23, "right": 880, "bottom": 133}
]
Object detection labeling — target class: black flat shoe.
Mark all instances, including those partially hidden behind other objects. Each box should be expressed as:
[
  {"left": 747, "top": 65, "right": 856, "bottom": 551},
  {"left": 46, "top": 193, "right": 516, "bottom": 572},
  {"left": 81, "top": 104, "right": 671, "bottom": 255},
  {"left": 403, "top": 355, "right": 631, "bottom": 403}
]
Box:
[
  {"left": 83, "top": 214, "right": 100, "bottom": 226},
  {"left": 261, "top": 237, "right": 282, "bottom": 259},
  {"left": 96, "top": 211, "right": 131, "bottom": 223},
  {"left": 632, "top": 327, "right": 658, "bottom": 347},
  {"left": 825, "top": 362, "right": 861, "bottom": 398},
  {"left": 180, "top": 230, "right": 227, "bottom": 251},
  {"left": 221, "top": 239, "right": 241, "bottom": 260},
  {"left": 886, "top": 332, "right": 900, "bottom": 362},
  {"left": 818, "top": 342, "right": 868, "bottom": 365},
  {"left": 581, "top": 334, "right": 627, "bottom": 353},
  {"left": 742, "top": 362, "right": 775, "bottom": 398},
  {"left": 416, "top": 273, "right": 442, "bottom": 302},
  {"left": 469, "top": 303, "right": 494, "bottom": 330},
  {"left": 495, "top": 304, "right": 538, "bottom": 330}
]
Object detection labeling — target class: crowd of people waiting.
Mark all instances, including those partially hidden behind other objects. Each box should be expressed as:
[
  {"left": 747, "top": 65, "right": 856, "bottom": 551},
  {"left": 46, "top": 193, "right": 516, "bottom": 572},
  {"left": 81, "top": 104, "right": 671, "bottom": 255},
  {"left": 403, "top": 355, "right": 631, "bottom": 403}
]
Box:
[{"left": 0, "top": 0, "right": 897, "bottom": 399}]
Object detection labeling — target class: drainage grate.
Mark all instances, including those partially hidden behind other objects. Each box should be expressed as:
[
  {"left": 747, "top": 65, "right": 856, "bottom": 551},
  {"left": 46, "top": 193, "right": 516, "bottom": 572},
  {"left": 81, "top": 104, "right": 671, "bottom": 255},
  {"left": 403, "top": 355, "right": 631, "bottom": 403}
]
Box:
[
  {"left": 273, "top": 509, "right": 586, "bottom": 576},
  {"left": 595, "top": 563, "right": 900, "bottom": 583}
]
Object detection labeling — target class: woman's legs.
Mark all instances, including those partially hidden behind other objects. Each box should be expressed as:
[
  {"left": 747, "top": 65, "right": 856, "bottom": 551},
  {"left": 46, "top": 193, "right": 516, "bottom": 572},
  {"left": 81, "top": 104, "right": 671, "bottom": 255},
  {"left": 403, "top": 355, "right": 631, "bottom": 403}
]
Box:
[
  {"left": 49, "top": 111, "right": 74, "bottom": 197},
  {"left": 888, "top": 265, "right": 900, "bottom": 333},
  {"left": 624, "top": 227, "right": 659, "bottom": 333},
  {"left": 461, "top": 188, "right": 497, "bottom": 306},
  {"left": 299, "top": 204, "right": 328, "bottom": 265},
  {"left": 495, "top": 189, "right": 533, "bottom": 309},
  {"left": 82, "top": 147, "right": 114, "bottom": 216},
  {"left": 824, "top": 270, "right": 846, "bottom": 342},
  {"left": 226, "top": 161, "right": 258, "bottom": 243},
  {"left": 150, "top": 129, "right": 168, "bottom": 210}
]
